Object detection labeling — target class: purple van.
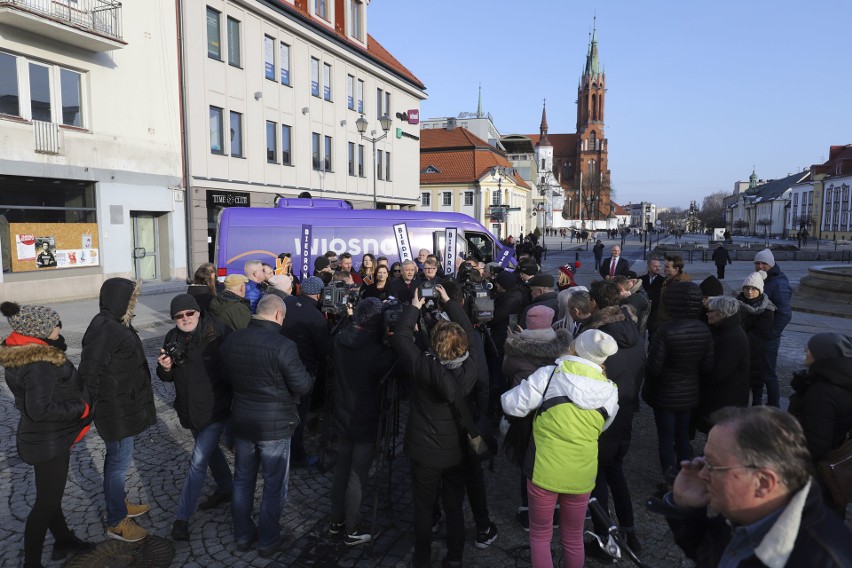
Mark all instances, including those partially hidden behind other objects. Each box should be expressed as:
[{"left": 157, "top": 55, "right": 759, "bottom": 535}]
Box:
[{"left": 215, "top": 199, "right": 513, "bottom": 278}]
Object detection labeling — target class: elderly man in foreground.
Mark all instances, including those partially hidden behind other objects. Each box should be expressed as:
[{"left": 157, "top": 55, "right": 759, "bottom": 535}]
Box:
[{"left": 655, "top": 406, "right": 851, "bottom": 567}]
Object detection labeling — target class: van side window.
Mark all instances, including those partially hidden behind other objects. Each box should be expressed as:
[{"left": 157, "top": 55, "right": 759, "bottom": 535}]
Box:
[{"left": 464, "top": 231, "right": 494, "bottom": 263}]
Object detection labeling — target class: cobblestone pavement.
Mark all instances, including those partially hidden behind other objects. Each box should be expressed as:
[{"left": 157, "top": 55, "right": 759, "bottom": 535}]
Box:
[{"left": 1, "top": 238, "right": 850, "bottom": 568}]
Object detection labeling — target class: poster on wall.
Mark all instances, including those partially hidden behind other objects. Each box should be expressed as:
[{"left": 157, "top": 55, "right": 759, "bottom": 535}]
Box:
[
  {"left": 82, "top": 234, "right": 93, "bottom": 249},
  {"left": 15, "top": 234, "right": 36, "bottom": 261},
  {"left": 55, "top": 249, "right": 99, "bottom": 268},
  {"left": 35, "top": 237, "right": 57, "bottom": 268}
]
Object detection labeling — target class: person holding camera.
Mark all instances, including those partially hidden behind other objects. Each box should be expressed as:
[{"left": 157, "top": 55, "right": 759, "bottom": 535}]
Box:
[
  {"left": 391, "top": 285, "right": 481, "bottom": 568},
  {"left": 327, "top": 298, "right": 396, "bottom": 546},
  {"left": 156, "top": 294, "right": 233, "bottom": 542}
]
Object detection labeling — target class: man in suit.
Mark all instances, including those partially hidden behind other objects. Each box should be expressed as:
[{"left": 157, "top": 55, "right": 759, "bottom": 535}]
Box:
[
  {"left": 640, "top": 255, "right": 664, "bottom": 341},
  {"left": 599, "top": 245, "right": 630, "bottom": 280}
]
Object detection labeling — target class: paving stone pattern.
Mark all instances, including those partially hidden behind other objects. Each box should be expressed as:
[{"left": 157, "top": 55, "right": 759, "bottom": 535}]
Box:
[{"left": 1, "top": 238, "right": 850, "bottom": 568}]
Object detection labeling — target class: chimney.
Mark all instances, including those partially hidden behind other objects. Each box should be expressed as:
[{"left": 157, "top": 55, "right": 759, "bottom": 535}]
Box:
[{"left": 446, "top": 117, "right": 456, "bottom": 130}]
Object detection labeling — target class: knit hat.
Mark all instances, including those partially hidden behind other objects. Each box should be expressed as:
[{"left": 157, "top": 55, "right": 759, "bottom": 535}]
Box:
[
  {"left": 518, "top": 261, "right": 539, "bottom": 276},
  {"left": 314, "top": 256, "right": 330, "bottom": 272},
  {"left": 754, "top": 249, "right": 775, "bottom": 268},
  {"left": 495, "top": 270, "right": 519, "bottom": 291},
  {"left": 301, "top": 276, "right": 325, "bottom": 296},
  {"left": 1, "top": 301, "right": 61, "bottom": 339},
  {"left": 528, "top": 274, "right": 555, "bottom": 289},
  {"left": 223, "top": 274, "right": 248, "bottom": 288},
  {"left": 170, "top": 294, "right": 200, "bottom": 318},
  {"left": 807, "top": 333, "right": 852, "bottom": 361},
  {"left": 525, "top": 305, "right": 555, "bottom": 330},
  {"left": 742, "top": 270, "right": 767, "bottom": 293},
  {"left": 558, "top": 265, "right": 574, "bottom": 278},
  {"left": 699, "top": 275, "right": 724, "bottom": 297},
  {"left": 572, "top": 329, "right": 618, "bottom": 365},
  {"left": 268, "top": 274, "right": 292, "bottom": 292},
  {"left": 354, "top": 297, "right": 384, "bottom": 329}
]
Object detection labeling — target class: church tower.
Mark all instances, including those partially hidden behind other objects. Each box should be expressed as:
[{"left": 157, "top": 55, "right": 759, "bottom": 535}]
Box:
[
  {"left": 574, "top": 19, "right": 611, "bottom": 224},
  {"left": 535, "top": 101, "right": 553, "bottom": 177}
]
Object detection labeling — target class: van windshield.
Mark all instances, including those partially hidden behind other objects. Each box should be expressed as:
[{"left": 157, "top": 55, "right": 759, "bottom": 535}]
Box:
[{"left": 464, "top": 231, "right": 494, "bottom": 263}]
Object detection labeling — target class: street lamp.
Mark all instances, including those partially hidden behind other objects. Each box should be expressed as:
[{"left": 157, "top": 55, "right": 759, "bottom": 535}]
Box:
[{"left": 356, "top": 113, "right": 392, "bottom": 208}]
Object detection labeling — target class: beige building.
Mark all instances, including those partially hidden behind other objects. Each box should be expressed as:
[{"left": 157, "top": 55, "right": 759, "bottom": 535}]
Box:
[{"left": 179, "top": 0, "right": 426, "bottom": 267}]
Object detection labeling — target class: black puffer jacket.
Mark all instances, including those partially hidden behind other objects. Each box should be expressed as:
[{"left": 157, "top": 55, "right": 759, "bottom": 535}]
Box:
[
  {"left": 280, "top": 294, "right": 331, "bottom": 377},
  {"left": 79, "top": 278, "right": 156, "bottom": 443},
  {"left": 585, "top": 305, "right": 645, "bottom": 457},
  {"left": 0, "top": 339, "right": 90, "bottom": 464},
  {"left": 642, "top": 282, "right": 713, "bottom": 411},
  {"left": 156, "top": 315, "right": 231, "bottom": 432},
  {"left": 220, "top": 318, "right": 314, "bottom": 441},
  {"left": 696, "top": 313, "right": 750, "bottom": 433},
  {"left": 392, "top": 301, "right": 478, "bottom": 468},
  {"left": 502, "top": 327, "right": 572, "bottom": 388},
  {"left": 332, "top": 324, "right": 396, "bottom": 443},
  {"left": 737, "top": 292, "right": 775, "bottom": 390},
  {"left": 789, "top": 356, "right": 852, "bottom": 461},
  {"left": 490, "top": 286, "right": 528, "bottom": 356}
]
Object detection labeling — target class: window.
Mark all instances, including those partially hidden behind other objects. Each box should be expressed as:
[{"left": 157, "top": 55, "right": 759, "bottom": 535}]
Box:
[
  {"left": 324, "top": 135, "right": 332, "bottom": 171},
  {"left": 209, "top": 106, "right": 224, "bottom": 153},
  {"left": 357, "top": 79, "right": 364, "bottom": 113},
  {"left": 376, "top": 150, "right": 383, "bottom": 180},
  {"left": 421, "top": 192, "right": 431, "bottom": 207},
  {"left": 348, "top": 142, "right": 355, "bottom": 175},
  {"left": 351, "top": 0, "right": 364, "bottom": 40},
  {"left": 29, "top": 63, "right": 51, "bottom": 122},
  {"left": 264, "top": 36, "right": 275, "bottom": 81},
  {"left": 347, "top": 74, "right": 354, "bottom": 110},
  {"left": 227, "top": 17, "right": 241, "bottom": 67},
  {"left": 312, "top": 132, "right": 321, "bottom": 170},
  {"left": 206, "top": 7, "right": 221, "bottom": 60},
  {"left": 0, "top": 52, "right": 19, "bottom": 117},
  {"left": 442, "top": 192, "right": 452, "bottom": 206},
  {"left": 315, "top": 0, "right": 328, "bottom": 20},
  {"left": 281, "top": 124, "right": 292, "bottom": 164},
  {"left": 266, "top": 121, "right": 276, "bottom": 162},
  {"left": 491, "top": 190, "right": 500, "bottom": 206},
  {"left": 376, "top": 88, "right": 382, "bottom": 118},
  {"left": 464, "top": 191, "right": 474, "bottom": 206},
  {"left": 385, "top": 91, "right": 391, "bottom": 118},
  {"left": 60, "top": 69, "right": 82, "bottom": 127},
  {"left": 279, "top": 42, "right": 290, "bottom": 85},
  {"left": 385, "top": 151, "right": 391, "bottom": 181},
  {"left": 323, "top": 63, "right": 332, "bottom": 101},
  {"left": 357, "top": 144, "right": 364, "bottom": 177},
  {"left": 229, "top": 111, "right": 242, "bottom": 157},
  {"left": 310, "top": 58, "right": 319, "bottom": 97}
]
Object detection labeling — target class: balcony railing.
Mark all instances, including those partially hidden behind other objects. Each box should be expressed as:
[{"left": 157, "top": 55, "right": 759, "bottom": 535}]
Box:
[
  {"left": 0, "top": 0, "right": 122, "bottom": 41},
  {"left": 34, "top": 120, "right": 62, "bottom": 155}
]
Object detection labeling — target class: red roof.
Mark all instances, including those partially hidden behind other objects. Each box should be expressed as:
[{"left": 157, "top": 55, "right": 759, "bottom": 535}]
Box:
[
  {"left": 420, "top": 129, "right": 529, "bottom": 189},
  {"left": 609, "top": 201, "right": 629, "bottom": 216},
  {"left": 420, "top": 127, "right": 494, "bottom": 150},
  {"left": 527, "top": 133, "right": 578, "bottom": 161}
]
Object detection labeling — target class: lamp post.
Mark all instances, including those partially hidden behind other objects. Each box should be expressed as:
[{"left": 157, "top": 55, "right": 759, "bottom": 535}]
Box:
[
  {"left": 356, "top": 113, "right": 392, "bottom": 209},
  {"left": 491, "top": 166, "right": 510, "bottom": 240}
]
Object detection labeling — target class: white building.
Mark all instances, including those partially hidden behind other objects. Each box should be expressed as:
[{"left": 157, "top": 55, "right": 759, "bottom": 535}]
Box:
[
  {"left": 0, "top": 0, "right": 184, "bottom": 302},
  {"left": 179, "top": 0, "right": 427, "bottom": 267}
]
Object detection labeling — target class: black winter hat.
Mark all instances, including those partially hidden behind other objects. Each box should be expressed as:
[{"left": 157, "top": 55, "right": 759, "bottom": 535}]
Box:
[
  {"left": 354, "top": 297, "right": 384, "bottom": 329},
  {"left": 1, "top": 301, "right": 61, "bottom": 339},
  {"left": 808, "top": 333, "right": 852, "bottom": 361},
  {"left": 170, "top": 294, "right": 200, "bottom": 318},
  {"left": 518, "top": 262, "right": 539, "bottom": 276},
  {"left": 314, "top": 256, "right": 331, "bottom": 271},
  {"left": 528, "top": 274, "right": 555, "bottom": 288},
  {"left": 699, "top": 275, "right": 724, "bottom": 297},
  {"left": 495, "top": 270, "right": 519, "bottom": 291}
]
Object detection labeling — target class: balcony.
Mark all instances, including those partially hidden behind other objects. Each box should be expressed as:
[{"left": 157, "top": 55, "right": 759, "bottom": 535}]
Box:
[{"left": 0, "top": 0, "right": 124, "bottom": 52}]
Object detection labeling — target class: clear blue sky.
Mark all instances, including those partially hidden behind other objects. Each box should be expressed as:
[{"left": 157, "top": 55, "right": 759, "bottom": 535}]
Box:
[{"left": 368, "top": 0, "right": 852, "bottom": 209}]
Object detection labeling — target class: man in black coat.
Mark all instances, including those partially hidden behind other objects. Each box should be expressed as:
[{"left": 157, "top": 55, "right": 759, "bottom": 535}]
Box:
[
  {"left": 518, "top": 274, "right": 558, "bottom": 329},
  {"left": 220, "top": 295, "right": 313, "bottom": 557},
  {"left": 79, "top": 278, "right": 155, "bottom": 543},
  {"left": 640, "top": 256, "right": 664, "bottom": 341},
  {"left": 711, "top": 244, "right": 732, "bottom": 279},
  {"left": 156, "top": 294, "right": 233, "bottom": 541},
  {"left": 387, "top": 260, "right": 422, "bottom": 303},
  {"left": 599, "top": 245, "right": 630, "bottom": 279}
]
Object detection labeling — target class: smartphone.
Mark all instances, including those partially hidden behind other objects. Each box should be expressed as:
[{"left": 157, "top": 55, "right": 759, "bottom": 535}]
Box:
[{"left": 508, "top": 314, "right": 518, "bottom": 330}]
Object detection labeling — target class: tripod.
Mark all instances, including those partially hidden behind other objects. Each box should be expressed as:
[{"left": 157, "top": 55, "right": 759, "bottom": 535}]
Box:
[
  {"left": 585, "top": 496, "right": 649, "bottom": 567},
  {"left": 367, "top": 365, "right": 402, "bottom": 548}
]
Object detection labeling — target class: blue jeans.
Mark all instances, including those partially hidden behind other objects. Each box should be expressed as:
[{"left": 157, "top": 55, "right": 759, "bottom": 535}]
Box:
[
  {"left": 653, "top": 409, "right": 693, "bottom": 476},
  {"left": 761, "top": 337, "right": 781, "bottom": 407},
  {"left": 175, "top": 420, "right": 233, "bottom": 522},
  {"left": 232, "top": 437, "right": 291, "bottom": 550},
  {"left": 104, "top": 437, "right": 134, "bottom": 526}
]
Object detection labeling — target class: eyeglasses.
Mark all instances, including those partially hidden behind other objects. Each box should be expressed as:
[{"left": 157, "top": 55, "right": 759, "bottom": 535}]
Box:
[
  {"left": 174, "top": 310, "right": 197, "bottom": 320},
  {"left": 392, "top": 270, "right": 401, "bottom": 274},
  {"left": 703, "top": 462, "right": 759, "bottom": 475}
]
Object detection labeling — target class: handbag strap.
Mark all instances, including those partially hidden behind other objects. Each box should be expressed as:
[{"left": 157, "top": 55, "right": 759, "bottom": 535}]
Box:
[
  {"left": 533, "top": 366, "right": 558, "bottom": 418},
  {"left": 449, "top": 396, "right": 480, "bottom": 438}
]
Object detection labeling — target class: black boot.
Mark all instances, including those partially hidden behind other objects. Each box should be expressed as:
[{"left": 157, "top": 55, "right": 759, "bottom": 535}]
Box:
[{"left": 52, "top": 535, "right": 95, "bottom": 560}]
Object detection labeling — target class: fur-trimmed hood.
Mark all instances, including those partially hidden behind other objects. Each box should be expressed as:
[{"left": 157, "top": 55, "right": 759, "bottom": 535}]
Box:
[
  {"left": 0, "top": 342, "right": 66, "bottom": 368},
  {"left": 585, "top": 305, "right": 641, "bottom": 350},
  {"left": 99, "top": 278, "right": 141, "bottom": 327},
  {"left": 504, "top": 327, "right": 572, "bottom": 362},
  {"left": 586, "top": 305, "right": 637, "bottom": 328}
]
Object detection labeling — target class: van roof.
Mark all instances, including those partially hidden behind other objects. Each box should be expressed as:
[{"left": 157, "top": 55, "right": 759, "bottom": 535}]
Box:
[{"left": 222, "top": 207, "right": 490, "bottom": 229}]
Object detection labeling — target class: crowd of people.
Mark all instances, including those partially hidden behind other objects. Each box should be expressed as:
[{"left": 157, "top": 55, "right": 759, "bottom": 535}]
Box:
[{"left": 1, "top": 241, "right": 851, "bottom": 567}]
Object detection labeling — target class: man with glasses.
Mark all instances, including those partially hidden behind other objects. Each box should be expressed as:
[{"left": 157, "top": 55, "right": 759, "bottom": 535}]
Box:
[
  {"left": 388, "top": 260, "right": 421, "bottom": 303},
  {"left": 421, "top": 258, "right": 440, "bottom": 284},
  {"left": 655, "top": 406, "right": 852, "bottom": 566},
  {"left": 157, "top": 295, "right": 233, "bottom": 542}
]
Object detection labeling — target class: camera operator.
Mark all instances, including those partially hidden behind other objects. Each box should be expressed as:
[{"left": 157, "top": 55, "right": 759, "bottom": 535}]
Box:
[
  {"left": 156, "top": 294, "right": 233, "bottom": 541},
  {"left": 326, "top": 298, "right": 396, "bottom": 546},
  {"left": 391, "top": 286, "right": 482, "bottom": 568},
  {"left": 281, "top": 276, "right": 332, "bottom": 467},
  {"left": 487, "top": 270, "right": 527, "bottom": 411}
]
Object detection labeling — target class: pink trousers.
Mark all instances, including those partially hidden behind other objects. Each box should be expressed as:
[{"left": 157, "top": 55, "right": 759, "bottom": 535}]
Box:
[{"left": 527, "top": 479, "right": 590, "bottom": 568}]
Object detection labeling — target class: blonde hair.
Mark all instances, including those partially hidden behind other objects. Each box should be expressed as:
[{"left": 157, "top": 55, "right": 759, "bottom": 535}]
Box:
[{"left": 431, "top": 321, "right": 468, "bottom": 361}]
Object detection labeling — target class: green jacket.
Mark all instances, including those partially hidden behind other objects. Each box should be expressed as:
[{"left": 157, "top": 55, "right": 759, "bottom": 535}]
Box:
[
  {"left": 209, "top": 290, "right": 251, "bottom": 331},
  {"left": 502, "top": 355, "right": 619, "bottom": 494}
]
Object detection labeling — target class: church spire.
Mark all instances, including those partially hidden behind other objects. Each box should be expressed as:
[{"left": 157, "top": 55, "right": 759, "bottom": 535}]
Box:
[
  {"left": 536, "top": 99, "right": 551, "bottom": 147},
  {"left": 584, "top": 17, "right": 600, "bottom": 78}
]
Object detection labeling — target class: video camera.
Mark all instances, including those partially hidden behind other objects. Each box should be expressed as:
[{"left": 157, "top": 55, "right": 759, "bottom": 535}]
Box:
[
  {"left": 383, "top": 297, "right": 404, "bottom": 336},
  {"left": 457, "top": 263, "right": 494, "bottom": 325},
  {"left": 321, "top": 281, "right": 360, "bottom": 316}
]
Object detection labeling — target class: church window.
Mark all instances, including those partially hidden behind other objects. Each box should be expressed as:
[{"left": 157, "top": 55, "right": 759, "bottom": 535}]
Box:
[
  {"left": 590, "top": 131, "right": 597, "bottom": 150},
  {"left": 591, "top": 94, "right": 597, "bottom": 121}
]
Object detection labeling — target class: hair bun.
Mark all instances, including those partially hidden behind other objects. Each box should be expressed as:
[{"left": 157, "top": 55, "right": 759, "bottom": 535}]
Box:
[{"left": 0, "top": 302, "right": 20, "bottom": 317}]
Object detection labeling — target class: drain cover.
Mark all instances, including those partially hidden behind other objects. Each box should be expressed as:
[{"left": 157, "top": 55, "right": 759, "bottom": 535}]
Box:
[{"left": 64, "top": 536, "right": 174, "bottom": 568}]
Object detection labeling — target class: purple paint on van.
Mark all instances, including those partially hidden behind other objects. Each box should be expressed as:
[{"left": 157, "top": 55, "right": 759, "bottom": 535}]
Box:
[{"left": 215, "top": 203, "right": 513, "bottom": 277}]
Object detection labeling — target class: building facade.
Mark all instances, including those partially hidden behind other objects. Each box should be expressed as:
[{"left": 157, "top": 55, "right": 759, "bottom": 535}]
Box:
[
  {"left": 789, "top": 145, "right": 852, "bottom": 241},
  {"left": 180, "top": 0, "right": 426, "bottom": 267},
  {"left": 0, "top": 0, "right": 185, "bottom": 302}
]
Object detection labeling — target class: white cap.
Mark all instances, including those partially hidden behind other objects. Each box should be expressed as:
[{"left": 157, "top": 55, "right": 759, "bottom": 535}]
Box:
[{"left": 572, "top": 329, "right": 618, "bottom": 365}]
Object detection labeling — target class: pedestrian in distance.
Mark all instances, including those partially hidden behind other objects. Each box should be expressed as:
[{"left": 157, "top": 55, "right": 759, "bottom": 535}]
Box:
[
  {"left": 593, "top": 240, "right": 605, "bottom": 271},
  {"left": 711, "top": 244, "right": 732, "bottom": 279},
  {"left": 1, "top": 301, "right": 96, "bottom": 567}
]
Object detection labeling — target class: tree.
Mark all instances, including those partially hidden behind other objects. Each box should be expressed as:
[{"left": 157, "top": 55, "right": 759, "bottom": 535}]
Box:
[
  {"left": 757, "top": 218, "right": 772, "bottom": 237},
  {"left": 697, "top": 191, "right": 727, "bottom": 228},
  {"left": 657, "top": 207, "right": 686, "bottom": 230}
]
